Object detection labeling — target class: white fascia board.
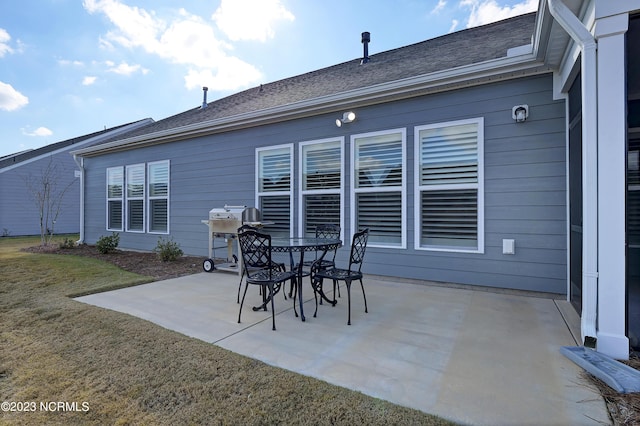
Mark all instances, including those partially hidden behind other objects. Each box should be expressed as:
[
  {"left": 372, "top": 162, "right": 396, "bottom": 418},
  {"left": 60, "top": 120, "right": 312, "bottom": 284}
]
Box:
[
  {"left": 73, "top": 54, "right": 546, "bottom": 157},
  {"left": 556, "top": 36, "right": 582, "bottom": 93},
  {"left": 508, "top": 44, "right": 534, "bottom": 56}
]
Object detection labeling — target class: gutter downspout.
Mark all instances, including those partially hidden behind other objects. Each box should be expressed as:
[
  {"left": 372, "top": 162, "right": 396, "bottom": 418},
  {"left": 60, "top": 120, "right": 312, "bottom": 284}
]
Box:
[
  {"left": 72, "top": 154, "right": 85, "bottom": 245},
  {"left": 547, "top": 0, "right": 598, "bottom": 346}
]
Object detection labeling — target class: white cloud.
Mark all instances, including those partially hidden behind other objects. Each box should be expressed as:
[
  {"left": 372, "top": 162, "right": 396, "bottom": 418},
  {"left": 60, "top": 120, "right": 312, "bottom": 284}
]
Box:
[
  {"left": 0, "top": 81, "right": 28, "bottom": 111},
  {"left": 83, "top": 0, "right": 165, "bottom": 50},
  {"left": 82, "top": 76, "right": 97, "bottom": 85},
  {"left": 107, "top": 61, "right": 148, "bottom": 76},
  {"left": 59, "top": 59, "right": 85, "bottom": 66},
  {"left": 461, "top": 0, "right": 539, "bottom": 28},
  {"left": 0, "top": 28, "right": 14, "bottom": 57},
  {"left": 184, "top": 56, "right": 263, "bottom": 91},
  {"left": 98, "top": 35, "right": 115, "bottom": 50},
  {"left": 449, "top": 19, "right": 460, "bottom": 32},
  {"left": 157, "top": 16, "right": 231, "bottom": 69},
  {"left": 83, "top": 0, "right": 266, "bottom": 90},
  {"left": 22, "top": 127, "right": 53, "bottom": 137},
  {"left": 431, "top": 0, "right": 447, "bottom": 14},
  {"left": 212, "top": 0, "right": 295, "bottom": 42}
]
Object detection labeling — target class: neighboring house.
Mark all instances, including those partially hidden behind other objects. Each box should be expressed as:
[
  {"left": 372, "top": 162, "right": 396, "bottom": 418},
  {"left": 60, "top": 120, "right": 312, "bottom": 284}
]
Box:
[
  {"left": 71, "top": 0, "right": 640, "bottom": 360},
  {"left": 0, "top": 119, "right": 153, "bottom": 237}
]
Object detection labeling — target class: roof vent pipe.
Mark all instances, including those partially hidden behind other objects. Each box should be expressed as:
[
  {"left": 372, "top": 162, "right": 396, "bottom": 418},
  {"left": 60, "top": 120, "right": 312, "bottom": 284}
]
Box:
[
  {"left": 201, "top": 86, "right": 208, "bottom": 109},
  {"left": 361, "top": 31, "right": 370, "bottom": 64}
]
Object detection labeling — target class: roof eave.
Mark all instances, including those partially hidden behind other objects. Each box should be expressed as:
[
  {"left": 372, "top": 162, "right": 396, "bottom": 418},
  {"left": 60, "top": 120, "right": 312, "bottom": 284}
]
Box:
[
  {"left": 72, "top": 53, "right": 548, "bottom": 158},
  {"left": 2, "top": 118, "right": 154, "bottom": 172}
]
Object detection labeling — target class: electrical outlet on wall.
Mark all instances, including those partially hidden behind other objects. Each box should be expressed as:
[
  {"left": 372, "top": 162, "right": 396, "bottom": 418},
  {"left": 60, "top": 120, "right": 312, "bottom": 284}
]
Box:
[{"left": 503, "top": 239, "right": 515, "bottom": 255}]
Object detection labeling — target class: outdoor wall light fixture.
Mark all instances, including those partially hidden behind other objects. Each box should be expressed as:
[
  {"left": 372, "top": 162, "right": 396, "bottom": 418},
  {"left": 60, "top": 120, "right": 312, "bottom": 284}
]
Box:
[
  {"left": 512, "top": 104, "right": 529, "bottom": 123},
  {"left": 336, "top": 111, "right": 356, "bottom": 127}
]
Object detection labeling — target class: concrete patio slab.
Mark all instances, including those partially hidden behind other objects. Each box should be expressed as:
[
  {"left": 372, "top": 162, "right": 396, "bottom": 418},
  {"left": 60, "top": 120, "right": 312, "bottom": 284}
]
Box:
[{"left": 76, "top": 272, "right": 610, "bottom": 426}]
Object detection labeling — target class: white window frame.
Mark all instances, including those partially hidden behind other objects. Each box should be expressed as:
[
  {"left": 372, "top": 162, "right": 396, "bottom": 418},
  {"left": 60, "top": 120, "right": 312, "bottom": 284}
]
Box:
[
  {"left": 147, "top": 160, "right": 170, "bottom": 234},
  {"left": 413, "top": 117, "right": 485, "bottom": 253},
  {"left": 297, "top": 137, "right": 345, "bottom": 239},
  {"left": 256, "top": 144, "right": 294, "bottom": 238},
  {"left": 106, "top": 166, "right": 123, "bottom": 231},
  {"left": 350, "top": 128, "right": 407, "bottom": 249},
  {"left": 125, "top": 163, "right": 145, "bottom": 233}
]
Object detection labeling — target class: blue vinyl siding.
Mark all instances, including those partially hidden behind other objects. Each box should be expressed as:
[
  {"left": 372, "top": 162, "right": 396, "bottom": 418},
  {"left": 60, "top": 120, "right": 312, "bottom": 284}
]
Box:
[
  {"left": 0, "top": 119, "right": 152, "bottom": 237},
  {"left": 82, "top": 73, "right": 567, "bottom": 293},
  {"left": 0, "top": 153, "right": 80, "bottom": 236}
]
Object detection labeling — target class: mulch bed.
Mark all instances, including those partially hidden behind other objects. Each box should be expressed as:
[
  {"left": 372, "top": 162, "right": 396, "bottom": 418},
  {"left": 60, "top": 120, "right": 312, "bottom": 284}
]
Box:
[
  {"left": 22, "top": 243, "right": 204, "bottom": 281},
  {"left": 592, "top": 356, "right": 640, "bottom": 425}
]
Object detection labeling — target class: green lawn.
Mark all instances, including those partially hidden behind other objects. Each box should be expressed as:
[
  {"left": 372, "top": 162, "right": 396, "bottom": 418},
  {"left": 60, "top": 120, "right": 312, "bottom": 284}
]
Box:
[{"left": 0, "top": 235, "right": 456, "bottom": 425}]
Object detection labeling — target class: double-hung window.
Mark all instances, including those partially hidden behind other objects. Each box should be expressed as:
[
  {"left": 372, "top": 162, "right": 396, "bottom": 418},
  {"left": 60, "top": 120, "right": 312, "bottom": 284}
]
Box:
[
  {"left": 351, "top": 129, "right": 406, "bottom": 248},
  {"left": 148, "top": 160, "right": 170, "bottom": 234},
  {"left": 414, "top": 118, "right": 484, "bottom": 252},
  {"left": 105, "top": 160, "right": 170, "bottom": 233},
  {"left": 126, "top": 164, "right": 145, "bottom": 232},
  {"left": 256, "top": 145, "right": 293, "bottom": 237},
  {"left": 106, "top": 167, "right": 123, "bottom": 231},
  {"left": 299, "top": 138, "right": 344, "bottom": 237}
]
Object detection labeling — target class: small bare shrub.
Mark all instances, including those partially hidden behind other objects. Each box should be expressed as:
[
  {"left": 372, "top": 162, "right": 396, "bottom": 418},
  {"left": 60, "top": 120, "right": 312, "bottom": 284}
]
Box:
[{"left": 59, "top": 237, "right": 76, "bottom": 249}]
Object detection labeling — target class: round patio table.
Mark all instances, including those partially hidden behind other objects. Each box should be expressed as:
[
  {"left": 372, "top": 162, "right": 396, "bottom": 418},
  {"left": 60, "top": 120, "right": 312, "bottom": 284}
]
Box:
[{"left": 270, "top": 237, "right": 342, "bottom": 322}]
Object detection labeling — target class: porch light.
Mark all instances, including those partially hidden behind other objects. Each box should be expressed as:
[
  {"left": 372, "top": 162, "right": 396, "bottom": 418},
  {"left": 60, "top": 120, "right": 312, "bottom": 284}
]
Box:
[
  {"left": 336, "top": 111, "right": 356, "bottom": 127},
  {"left": 512, "top": 105, "right": 529, "bottom": 122}
]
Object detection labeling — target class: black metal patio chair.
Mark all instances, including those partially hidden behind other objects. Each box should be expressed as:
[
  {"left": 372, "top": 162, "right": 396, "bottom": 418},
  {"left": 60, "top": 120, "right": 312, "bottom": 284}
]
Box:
[
  {"left": 291, "top": 224, "right": 342, "bottom": 299},
  {"left": 236, "top": 224, "right": 286, "bottom": 303},
  {"left": 237, "top": 229, "right": 297, "bottom": 330},
  {"left": 312, "top": 224, "right": 341, "bottom": 270},
  {"left": 310, "top": 228, "right": 369, "bottom": 325}
]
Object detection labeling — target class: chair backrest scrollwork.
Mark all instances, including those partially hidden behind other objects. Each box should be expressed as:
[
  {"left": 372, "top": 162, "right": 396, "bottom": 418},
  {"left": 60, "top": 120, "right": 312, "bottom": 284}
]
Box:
[
  {"left": 348, "top": 228, "right": 369, "bottom": 273},
  {"left": 237, "top": 230, "right": 274, "bottom": 279}
]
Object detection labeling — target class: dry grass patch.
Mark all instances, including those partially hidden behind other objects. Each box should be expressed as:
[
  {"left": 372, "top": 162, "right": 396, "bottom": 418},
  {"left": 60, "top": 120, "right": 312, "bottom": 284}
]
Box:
[{"left": 0, "top": 236, "right": 454, "bottom": 425}]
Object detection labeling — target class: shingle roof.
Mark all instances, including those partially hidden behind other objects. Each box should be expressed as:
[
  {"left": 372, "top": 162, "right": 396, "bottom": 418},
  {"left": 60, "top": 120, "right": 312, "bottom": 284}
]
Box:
[
  {"left": 0, "top": 119, "right": 152, "bottom": 169},
  {"left": 112, "top": 13, "right": 536, "bottom": 141}
]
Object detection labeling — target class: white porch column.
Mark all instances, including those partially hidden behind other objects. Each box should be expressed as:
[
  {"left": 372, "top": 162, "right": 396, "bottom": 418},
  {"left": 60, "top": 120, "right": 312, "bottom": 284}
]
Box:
[{"left": 595, "top": 13, "right": 629, "bottom": 360}]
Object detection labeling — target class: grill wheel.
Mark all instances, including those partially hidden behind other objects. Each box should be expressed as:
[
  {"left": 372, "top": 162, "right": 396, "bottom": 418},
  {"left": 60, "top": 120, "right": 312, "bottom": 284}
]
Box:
[{"left": 203, "top": 258, "right": 215, "bottom": 272}]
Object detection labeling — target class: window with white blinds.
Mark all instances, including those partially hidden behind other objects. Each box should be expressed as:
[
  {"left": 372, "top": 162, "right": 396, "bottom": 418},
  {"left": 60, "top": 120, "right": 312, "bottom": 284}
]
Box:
[
  {"left": 106, "top": 167, "right": 123, "bottom": 231},
  {"left": 106, "top": 160, "right": 170, "bottom": 234},
  {"left": 351, "top": 129, "right": 406, "bottom": 248},
  {"left": 257, "top": 145, "right": 293, "bottom": 237},
  {"left": 148, "top": 160, "right": 169, "bottom": 233},
  {"left": 300, "top": 139, "right": 343, "bottom": 237},
  {"left": 126, "top": 164, "right": 145, "bottom": 232},
  {"left": 414, "top": 118, "right": 484, "bottom": 252}
]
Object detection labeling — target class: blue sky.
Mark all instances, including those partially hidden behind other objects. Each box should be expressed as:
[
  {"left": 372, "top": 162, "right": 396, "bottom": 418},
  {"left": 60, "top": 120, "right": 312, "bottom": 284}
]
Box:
[{"left": 0, "top": 0, "right": 538, "bottom": 158}]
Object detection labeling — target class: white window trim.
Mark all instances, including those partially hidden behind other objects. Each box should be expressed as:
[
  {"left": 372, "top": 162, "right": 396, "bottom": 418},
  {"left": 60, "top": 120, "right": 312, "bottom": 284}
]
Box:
[
  {"left": 297, "top": 137, "right": 345, "bottom": 240},
  {"left": 125, "top": 163, "right": 146, "bottom": 233},
  {"left": 350, "top": 128, "right": 407, "bottom": 249},
  {"left": 413, "top": 117, "right": 485, "bottom": 254},
  {"left": 106, "top": 166, "right": 123, "bottom": 232},
  {"left": 255, "top": 144, "right": 294, "bottom": 238},
  {"left": 147, "top": 160, "right": 170, "bottom": 235}
]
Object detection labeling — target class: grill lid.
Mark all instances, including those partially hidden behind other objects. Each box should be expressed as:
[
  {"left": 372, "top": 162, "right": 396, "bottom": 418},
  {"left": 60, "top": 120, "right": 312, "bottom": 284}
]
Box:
[
  {"left": 242, "top": 207, "right": 261, "bottom": 223},
  {"left": 209, "top": 205, "right": 246, "bottom": 221}
]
